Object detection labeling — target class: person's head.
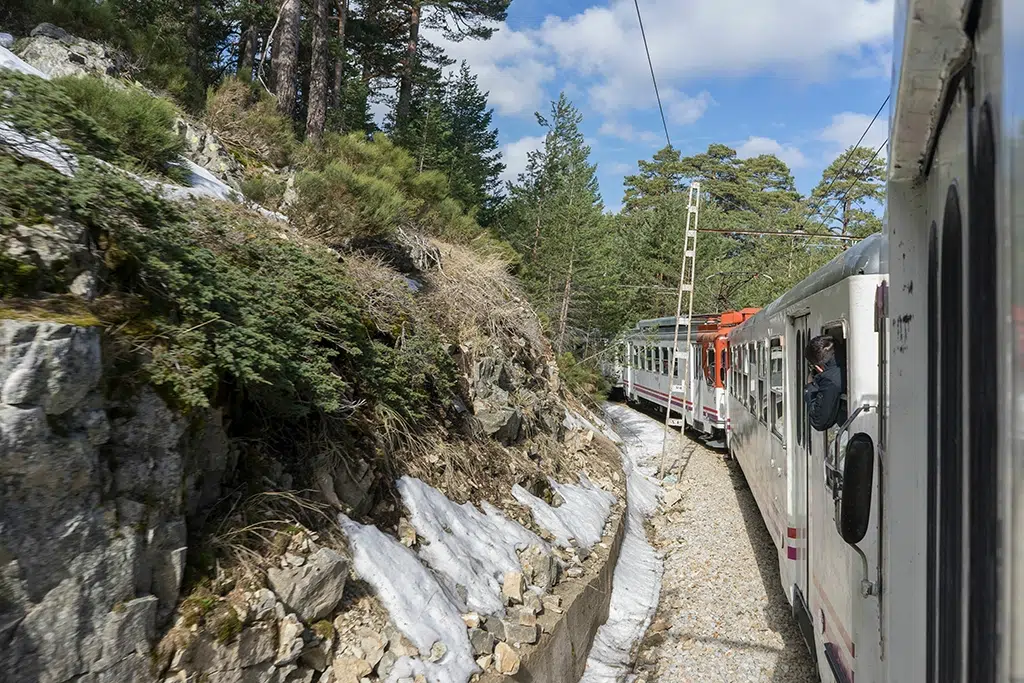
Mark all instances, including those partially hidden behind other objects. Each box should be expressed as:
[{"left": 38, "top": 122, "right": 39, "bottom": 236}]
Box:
[{"left": 805, "top": 335, "right": 835, "bottom": 369}]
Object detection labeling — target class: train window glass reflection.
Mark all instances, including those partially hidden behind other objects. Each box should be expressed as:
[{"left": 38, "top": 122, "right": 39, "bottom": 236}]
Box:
[
  {"left": 747, "top": 343, "right": 757, "bottom": 413},
  {"left": 770, "top": 337, "right": 784, "bottom": 441}
]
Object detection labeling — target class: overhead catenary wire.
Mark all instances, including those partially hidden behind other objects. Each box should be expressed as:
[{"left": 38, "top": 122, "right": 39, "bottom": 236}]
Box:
[
  {"left": 816, "top": 137, "right": 888, "bottom": 236},
  {"left": 803, "top": 94, "right": 890, "bottom": 222},
  {"left": 633, "top": 0, "right": 672, "bottom": 149}
]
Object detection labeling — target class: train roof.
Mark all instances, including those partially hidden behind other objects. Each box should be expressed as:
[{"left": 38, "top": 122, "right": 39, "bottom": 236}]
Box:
[{"left": 738, "top": 231, "right": 888, "bottom": 327}]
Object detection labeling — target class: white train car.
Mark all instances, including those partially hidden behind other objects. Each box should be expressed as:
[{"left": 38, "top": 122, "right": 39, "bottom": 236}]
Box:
[
  {"left": 727, "top": 234, "right": 887, "bottom": 682},
  {"left": 725, "top": 0, "right": 1021, "bottom": 680},
  {"left": 621, "top": 312, "right": 753, "bottom": 440},
  {"left": 884, "top": 0, "right": 1020, "bottom": 681}
]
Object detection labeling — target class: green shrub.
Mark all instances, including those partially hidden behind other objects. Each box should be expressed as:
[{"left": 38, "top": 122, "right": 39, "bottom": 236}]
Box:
[
  {"left": 239, "top": 172, "right": 287, "bottom": 207},
  {"left": 292, "top": 162, "right": 409, "bottom": 241},
  {"left": 205, "top": 79, "right": 294, "bottom": 167},
  {"left": 0, "top": 70, "right": 118, "bottom": 161},
  {"left": 54, "top": 76, "right": 186, "bottom": 181},
  {"left": 556, "top": 352, "right": 611, "bottom": 403}
]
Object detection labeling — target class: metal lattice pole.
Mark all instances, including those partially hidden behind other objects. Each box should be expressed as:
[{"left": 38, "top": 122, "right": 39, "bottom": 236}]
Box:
[{"left": 660, "top": 182, "right": 702, "bottom": 479}]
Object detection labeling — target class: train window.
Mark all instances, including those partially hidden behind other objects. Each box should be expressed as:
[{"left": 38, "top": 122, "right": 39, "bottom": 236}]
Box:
[
  {"left": 758, "top": 341, "right": 768, "bottom": 424},
  {"left": 747, "top": 343, "right": 756, "bottom": 413},
  {"left": 706, "top": 347, "right": 716, "bottom": 384},
  {"left": 770, "top": 337, "right": 784, "bottom": 441},
  {"left": 967, "top": 101, "right": 997, "bottom": 680},
  {"left": 795, "top": 330, "right": 804, "bottom": 447},
  {"left": 661, "top": 347, "right": 670, "bottom": 375},
  {"left": 936, "top": 183, "right": 964, "bottom": 681}
]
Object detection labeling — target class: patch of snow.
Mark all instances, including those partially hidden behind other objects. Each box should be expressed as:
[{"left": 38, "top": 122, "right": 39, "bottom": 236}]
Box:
[
  {"left": 338, "top": 513, "right": 479, "bottom": 683},
  {"left": 0, "top": 121, "right": 77, "bottom": 175},
  {"left": 578, "top": 402, "right": 667, "bottom": 683},
  {"left": 178, "top": 158, "right": 239, "bottom": 201},
  {"left": 0, "top": 46, "right": 49, "bottom": 79},
  {"left": 512, "top": 473, "right": 616, "bottom": 550},
  {"left": 397, "top": 477, "right": 548, "bottom": 616}
]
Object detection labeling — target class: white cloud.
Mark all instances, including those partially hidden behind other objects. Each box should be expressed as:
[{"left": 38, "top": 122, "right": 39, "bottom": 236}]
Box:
[
  {"left": 606, "top": 161, "right": 635, "bottom": 174},
  {"left": 500, "top": 135, "right": 546, "bottom": 185},
  {"left": 819, "top": 110, "right": 890, "bottom": 159},
  {"left": 539, "top": 0, "right": 892, "bottom": 112},
  {"left": 424, "top": 19, "right": 555, "bottom": 118},
  {"left": 736, "top": 136, "right": 809, "bottom": 168},
  {"left": 598, "top": 121, "right": 660, "bottom": 143},
  {"left": 666, "top": 90, "right": 714, "bottom": 126}
]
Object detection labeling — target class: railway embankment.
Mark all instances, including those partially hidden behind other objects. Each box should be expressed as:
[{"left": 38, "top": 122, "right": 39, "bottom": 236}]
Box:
[{"left": 0, "top": 28, "right": 638, "bottom": 683}]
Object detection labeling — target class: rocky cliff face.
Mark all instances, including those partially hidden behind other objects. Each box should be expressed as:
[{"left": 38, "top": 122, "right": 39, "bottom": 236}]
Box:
[
  {"left": 0, "top": 320, "right": 195, "bottom": 681},
  {"left": 0, "top": 25, "right": 617, "bottom": 683}
]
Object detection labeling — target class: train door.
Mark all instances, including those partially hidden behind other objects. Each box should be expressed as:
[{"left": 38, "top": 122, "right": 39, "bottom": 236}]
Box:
[{"left": 791, "top": 314, "right": 816, "bottom": 659}]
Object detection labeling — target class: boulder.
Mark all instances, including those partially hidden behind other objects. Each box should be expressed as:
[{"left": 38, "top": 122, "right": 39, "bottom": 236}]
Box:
[
  {"left": 0, "top": 220, "right": 100, "bottom": 299},
  {"left": 267, "top": 547, "right": 349, "bottom": 623},
  {"left": 17, "top": 29, "right": 121, "bottom": 79},
  {"left": 0, "top": 33, "right": 14, "bottom": 49},
  {"left": 468, "top": 628, "right": 495, "bottom": 657},
  {"left": 473, "top": 401, "right": 522, "bottom": 445},
  {"left": 501, "top": 571, "right": 525, "bottom": 605}
]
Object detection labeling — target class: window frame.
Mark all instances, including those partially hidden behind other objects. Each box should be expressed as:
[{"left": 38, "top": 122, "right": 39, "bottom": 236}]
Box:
[{"left": 769, "top": 336, "right": 785, "bottom": 441}]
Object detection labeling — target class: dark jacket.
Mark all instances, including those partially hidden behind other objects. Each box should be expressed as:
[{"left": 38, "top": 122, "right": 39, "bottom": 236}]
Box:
[{"left": 804, "top": 357, "right": 845, "bottom": 432}]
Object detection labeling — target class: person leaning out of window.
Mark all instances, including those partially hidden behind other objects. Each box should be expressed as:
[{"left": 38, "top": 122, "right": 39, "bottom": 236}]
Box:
[{"left": 804, "top": 335, "right": 845, "bottom": 431}]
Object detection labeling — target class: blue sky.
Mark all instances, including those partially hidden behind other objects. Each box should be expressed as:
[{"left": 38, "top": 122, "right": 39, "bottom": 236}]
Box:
[{"left": 420, "top": 0, "right": 894, "bottom": 213}]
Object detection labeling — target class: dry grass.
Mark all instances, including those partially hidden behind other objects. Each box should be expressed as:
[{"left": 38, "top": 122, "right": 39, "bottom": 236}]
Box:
[{"left": 421, "top": 237, "right": 547, "bottom": 355}]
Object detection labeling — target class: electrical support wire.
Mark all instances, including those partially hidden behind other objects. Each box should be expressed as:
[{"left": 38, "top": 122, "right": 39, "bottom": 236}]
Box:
[
  {"left": 816, "top": 137, "right": 888, "bottom": 236},
  {"left": 804, "top": 94, "right": 890, "bottom": 221},
  {"left": 633, "top": 0, "right": 672, "bottom": 149}
]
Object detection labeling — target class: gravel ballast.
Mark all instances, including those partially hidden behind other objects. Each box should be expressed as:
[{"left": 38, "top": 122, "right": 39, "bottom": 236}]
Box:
[{"left": 604, "top": 403, "right": 818, "bottom": 683}]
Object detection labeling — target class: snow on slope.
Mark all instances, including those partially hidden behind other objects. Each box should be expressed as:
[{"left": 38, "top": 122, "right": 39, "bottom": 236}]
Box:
[
  {"left": 339, "top": 513, "right": 480, "bottom": 683},
  {"left": 397, "top": 476, "right": 548, "bottom": 616},
  {"left": 578, "top": 403, "right": 666, "bottom": 683},
  {"left": 512, "top": 472, "right": 617, "bottom": 550}
]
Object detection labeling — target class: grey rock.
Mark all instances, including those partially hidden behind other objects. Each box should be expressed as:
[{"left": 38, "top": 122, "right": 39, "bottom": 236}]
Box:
[
  {"left": 482, "top": 615, "right": 505, "bottom": 642},
  {"left": 376, "top": 651, "right": 398, "bottom": 678},
  {"left": 96, "top": 596, "right": 158, "bottom": 666},
  {"left": 473, "top": 401, "right": 522, "bottom": 445},
  {"left": 96, "top": 652, "right": 153, "bottom": 682},
  {"left": 502, "top": 620, "right": 539, "bottom": 646},
  {"left": 0, "top": 220, "right": 100, "bottom": 299},
  {"left": 520, "top": 544, "right": 560, "bottom": 592},
  {"left": 468, "top": 628, "right": 495, "bottom": 656},
  {"left": 0, "top": 321, "right": 102, "bottom": 415},
  {"left": 298, "top": 636, "right": 332, "bottom": 672},
  {"left": 190, "top": 622, "right": 277, "bottom": 673},
  {"left": 152, "top": 547, "right": 187, "bottom": 621},
  {"left": 18, "top": 33, "right": 119, "bottom": 78},
  {"left": 107, "top": 387, "right": 186, "bottom": 508},
  {"left": 30, "top": 23, "right": 74, "bottom": 42},
  {"left": 0, "top": 33, "right": 14, "bottom": 49},
  {"left": 275, "top": 613, "right": 305, "bottom": 666},
  {"left": 249, "top": 589, "right": 278, "bottom": 621},
  {"left": 267, "top": 548, "right": 348, "bottom": 623},
  {"left": 174, "top": 118, "right": 243, "bottom": 191},
  {"left": 183, "top": 407, "right": 231, "bottom": 519}
]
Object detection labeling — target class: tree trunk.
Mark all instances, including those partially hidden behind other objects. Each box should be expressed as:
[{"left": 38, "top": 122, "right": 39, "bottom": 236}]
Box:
[
  {"left": 330, "top": 0, "right": 349, "bottom": 113},
  {"left": 273, "top": 0, "right": 301, "bottom": 117},
  {"left": 305, "top": 0, "right": 330, "bottom": 141},
  {"left": 396, "top": 0, "right": 421, "bottom": 127},
  {"left": 238, "top": 27, "right": 257, "bottom": 79},
  {"left": 557, "top": 241, "right": 576, "bottom": 355}
]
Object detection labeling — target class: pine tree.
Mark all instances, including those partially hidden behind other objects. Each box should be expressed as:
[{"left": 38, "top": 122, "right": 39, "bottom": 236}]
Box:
[
  {"left": 442, "top": 62, "right": 504, "bottom": 213},
  {"left": 809, "top": 145, "right": 886, "bottom": 237},
  {"left": 394, "top": 0, "right": 510, "bottom": 128}
]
